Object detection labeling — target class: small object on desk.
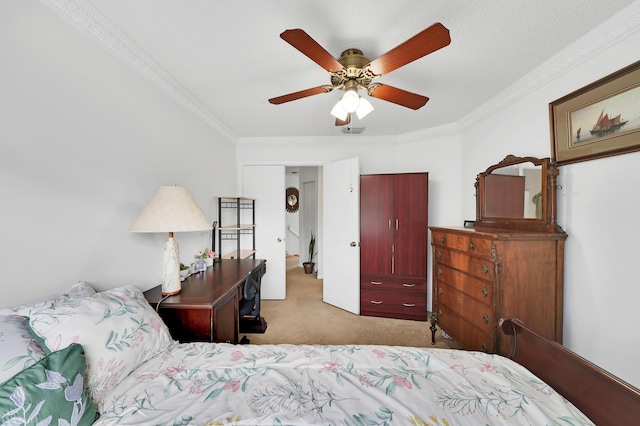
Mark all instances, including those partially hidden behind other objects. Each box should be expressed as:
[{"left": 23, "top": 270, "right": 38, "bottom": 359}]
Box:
[{"left": 195, "top": 258, "right": 206, "bottom": 272}]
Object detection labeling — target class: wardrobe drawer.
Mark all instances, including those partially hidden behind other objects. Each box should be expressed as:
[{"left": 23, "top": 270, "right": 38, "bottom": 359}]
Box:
[
  {"left": 433, "top": 263, "right": 494, "bottom": 305},
  {"left": 431, "top": 230, "right": 494, "bottom": 258},
  {"left": 435, "top": 283, "right": 495, "bottom": 335},
  {"left": 433, "top": 303, "right": 495, "bottom": 353},
  {"left": 361, "top": 289, "right": 427, "bottom": 321},
  {"left": 360, "top": 276, "right": 426, "bottom": 292},
  {"left": 433, "top": 247, "right": 496, "bottom": 282}
]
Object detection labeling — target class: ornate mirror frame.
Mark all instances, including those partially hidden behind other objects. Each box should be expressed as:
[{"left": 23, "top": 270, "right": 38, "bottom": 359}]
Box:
[
  {"left": 285, "top": 187, "right": 299, "bottom": 213},
  {"left": 475, "top": 155, "right": 564, "bottom": 233}
]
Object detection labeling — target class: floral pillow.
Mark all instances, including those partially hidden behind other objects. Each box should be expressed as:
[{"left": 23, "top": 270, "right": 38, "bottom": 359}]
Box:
[
  {"left": 10, "top": 281, "right": 97, "bottom": 313},
  {"left": 17, "top": 285, "right": 174, "bottom": 403},
  {"left": 0, "top": 343, "right": 99, "bottom": 425},
  {"left": 0, "top": 309, "right": 47, "bottom": 385}
]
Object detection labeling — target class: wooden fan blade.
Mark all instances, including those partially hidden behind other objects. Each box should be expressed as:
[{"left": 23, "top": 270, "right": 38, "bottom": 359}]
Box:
[
  {"left": 269, "top": 86, "right": 332, "bottom": 105},
  {"left": 368, "top": 84, "right": 429, "bottom": 110},
  {"left": 335, "top": 113, "right": 351, "bottom": 126},
  {"left": 366, "top": 23, "right": 450, "bottom": 76},
  {"left": 280, "top": 29, "right": 344, "bottom": 73}
]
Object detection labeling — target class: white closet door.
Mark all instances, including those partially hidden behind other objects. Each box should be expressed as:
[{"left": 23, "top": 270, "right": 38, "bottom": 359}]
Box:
[{"left": 242, "top": 165, "right": 286, "bottom": 299}]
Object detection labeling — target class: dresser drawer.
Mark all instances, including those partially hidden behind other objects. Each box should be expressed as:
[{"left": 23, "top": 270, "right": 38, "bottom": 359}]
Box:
[
  {"left": 434, "top": 263, "right": 494, "bottom": 305},
  {"left": 361, "top": 276, "right": 426, "bottom": 292},
  {"left": 361, "top": 289, "right": 427, "bottom": 321},
  {"left": 431, "top": 230, "right": 494, "bottom": 258},
  {"left": 433, "top": 303, "right": 495, "bottom": 352},
  {"left": 435, "top": 283, "right": 495, "bottom": 335},
  {"left": 433, "top": 247, "right": 497, "bottom": 282}
]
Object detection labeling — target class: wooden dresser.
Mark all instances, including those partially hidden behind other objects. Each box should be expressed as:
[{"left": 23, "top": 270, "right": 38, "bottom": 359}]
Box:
[
  {"left": 430, "top": 226, "right": 565, "bottom": 354},
  {"left": 430, "top": 155, "right": 567, "bottom": 355},
  {"left": 360, "top": 173, "right": 428, "bottom": 321}
]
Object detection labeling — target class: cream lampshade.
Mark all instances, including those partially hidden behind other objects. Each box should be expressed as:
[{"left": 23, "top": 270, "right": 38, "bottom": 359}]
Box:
[{"left": 130, "top": 185, "right": 211, "bottom": 295}]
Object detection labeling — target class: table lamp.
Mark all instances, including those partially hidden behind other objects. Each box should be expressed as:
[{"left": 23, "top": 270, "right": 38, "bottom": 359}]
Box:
[{"left": 130, "top": 185, "right": 211, "bottom": 295}]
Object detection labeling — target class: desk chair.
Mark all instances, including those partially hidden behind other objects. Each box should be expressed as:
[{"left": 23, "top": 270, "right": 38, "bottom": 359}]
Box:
[
  {"left": 239, "top": 267, "right": 262, "bottom": 318},
  {"left": 238, "top": 267, "right": 265, "bottom": 343}
]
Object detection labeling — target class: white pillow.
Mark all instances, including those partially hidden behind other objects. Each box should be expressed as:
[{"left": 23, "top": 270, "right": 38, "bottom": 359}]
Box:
[
  {"left": 0, "top": 309, "right": 47, "bottom": 384},
  {"left": 17, "top": 285, "right": 174, "bottom": 403}
]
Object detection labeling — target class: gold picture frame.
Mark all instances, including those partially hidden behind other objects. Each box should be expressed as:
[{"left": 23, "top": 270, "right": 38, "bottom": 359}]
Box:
[{"left": 550, "top": 60, "right": 640, "bottom": 166}]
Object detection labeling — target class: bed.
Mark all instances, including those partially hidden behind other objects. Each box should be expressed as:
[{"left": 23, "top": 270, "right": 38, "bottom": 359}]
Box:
[{"left": 2, "top": 283, "right": 639, "bottom": 425}]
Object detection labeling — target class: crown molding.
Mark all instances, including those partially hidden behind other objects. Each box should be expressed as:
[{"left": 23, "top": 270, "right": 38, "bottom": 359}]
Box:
[
  {"left": 39, "top": 0, "right": 237, "bottom": 144},
  {"left": 237, "top": 134, "right": 399, "bottom": 147},
  {"left": 397, "top": 122, "right": 461, "bottom": 144}
]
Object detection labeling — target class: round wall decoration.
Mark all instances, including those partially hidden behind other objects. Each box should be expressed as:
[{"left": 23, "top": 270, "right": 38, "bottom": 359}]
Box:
[{"left": 286, "top": 187, "right": 299, "bottom": 212}]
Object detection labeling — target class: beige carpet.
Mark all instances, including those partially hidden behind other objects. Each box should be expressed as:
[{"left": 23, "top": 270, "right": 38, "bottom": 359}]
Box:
[{"left": 244, "top": 256, "right": 460, "bottom": 348}]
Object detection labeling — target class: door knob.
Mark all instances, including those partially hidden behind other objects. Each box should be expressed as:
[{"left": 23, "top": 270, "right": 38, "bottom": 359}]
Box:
[
  {"left": 277, "top": 237, "right": 283, "bottom": 242},
  {"left": 350, "top": 241, "right": 358, "bottom": 247}
]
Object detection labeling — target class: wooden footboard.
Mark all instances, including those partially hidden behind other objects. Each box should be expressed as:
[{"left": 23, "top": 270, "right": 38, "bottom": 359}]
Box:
[{"left": 500, "top": 317, "right": 640, "bottom": 425}]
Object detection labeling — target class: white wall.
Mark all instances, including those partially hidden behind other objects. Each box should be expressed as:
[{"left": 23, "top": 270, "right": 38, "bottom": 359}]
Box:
[
  {"left": 1, "top": 1, "right": 236, "bottom": 307},
  {"left": 237, "top": 134, "right": 463, "bottom": 228},
  {"left": 459, "top": 33, "right": 640, "bottom": 387}
]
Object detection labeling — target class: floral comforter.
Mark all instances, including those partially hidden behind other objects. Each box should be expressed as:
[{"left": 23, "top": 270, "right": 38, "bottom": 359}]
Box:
[{"left": 93, "top": 342, "right": 592, "bottom": 426}]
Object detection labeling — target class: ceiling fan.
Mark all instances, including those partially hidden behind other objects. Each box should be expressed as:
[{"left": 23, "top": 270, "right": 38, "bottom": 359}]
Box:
[{"left": 268, "top": 23, "right": 451, "bottom": 126}]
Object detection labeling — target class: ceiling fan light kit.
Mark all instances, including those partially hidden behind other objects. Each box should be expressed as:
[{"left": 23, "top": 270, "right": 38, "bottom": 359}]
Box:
[
  {"left": 330, "top": 100, "right": 349, "bottom": 121},
  {"left": 355, "top": 97, "right": 374, "bottom": 119},
  {"left": 268, "top": 23, "right": 451, "bottom": 126},
  {"left": 341, "top": 88, "right": 360, "bottom": 112}
]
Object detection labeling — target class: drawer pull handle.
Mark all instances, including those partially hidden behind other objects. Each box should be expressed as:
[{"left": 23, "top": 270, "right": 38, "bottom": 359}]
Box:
[
  {"left": 438, "top": 287, "right": 443, "bottom": 295},
  {"left": 481, "top": 264, "right": 489, "bottom": 274},
  {"left": 403, "top": 303, "right": 416, "bottom": 307},
  {"left": 482, "top": 343, "right": 488, "bottom": 352},
  {"left": 436, "top": 250, "right": 442, "bottom": 258},
  {"left": 483, "top": 314, "right": 489, "bottom": 324},
  {"left": 371, "top": 281, "right": 383, "bottom": 285},
  {"left": 371, "top": 300, "right": 382, "bottom": 305},
  {"left": 403, "top": 283, "right": 416, "bottom": 287},
  {"left": 482, "top": 288, "right": 488, "bottom": 297},
  {"left": 440, "top": 237, "right": 445, "bottom": 244},
  {"left": 437, "top": 268, "right": 442, "bottom": 276},
  {"left": 437, "top": 309, "right": 443, "bottom": 316},
  {"left": 469, "top": 242, "right": 475, "bottom": 249}
]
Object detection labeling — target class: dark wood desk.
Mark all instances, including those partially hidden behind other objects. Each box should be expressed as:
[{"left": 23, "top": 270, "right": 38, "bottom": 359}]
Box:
[{"left": 144, "top": 259, "right": 265, "bottom": 343}]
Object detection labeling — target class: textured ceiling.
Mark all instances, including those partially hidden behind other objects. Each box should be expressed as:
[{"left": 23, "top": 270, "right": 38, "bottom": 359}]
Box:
[{"left": 49, "top": 0, "right": 638, "bottom": 140}]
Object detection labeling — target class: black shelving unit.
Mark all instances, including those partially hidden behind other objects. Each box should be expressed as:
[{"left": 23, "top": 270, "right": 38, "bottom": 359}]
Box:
[{"left": 217, "top": 196, "right": 255, "bottom": 260}]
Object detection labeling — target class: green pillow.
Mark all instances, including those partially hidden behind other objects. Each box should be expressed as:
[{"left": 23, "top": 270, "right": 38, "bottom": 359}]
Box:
[{"left": 0, "top": 343, "right": 98, "bottom": 425}]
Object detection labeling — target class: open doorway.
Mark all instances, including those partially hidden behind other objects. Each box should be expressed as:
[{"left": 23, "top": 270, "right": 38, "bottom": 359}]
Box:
[{"left": 286, "top": 166, "right": 319, "bottom": 278}]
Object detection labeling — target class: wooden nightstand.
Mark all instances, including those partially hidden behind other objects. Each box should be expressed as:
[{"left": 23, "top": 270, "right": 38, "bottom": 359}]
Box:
[{"left": 144, "top": 259, "right": 265, "bottom": 343}]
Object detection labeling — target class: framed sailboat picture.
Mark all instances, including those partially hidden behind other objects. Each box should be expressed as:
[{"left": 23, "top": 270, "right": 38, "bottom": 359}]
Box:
[{"left": 550, "top": 60, "right": 640, "bottom": 166}]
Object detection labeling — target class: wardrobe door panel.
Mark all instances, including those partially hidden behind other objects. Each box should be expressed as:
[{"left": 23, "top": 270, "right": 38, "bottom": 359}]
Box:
[
  {"left": 393, "top": 173, "right": 429, "bottom": 277},
  {"left": 360, "top": 175, "right": 394, "bottom": 275}
]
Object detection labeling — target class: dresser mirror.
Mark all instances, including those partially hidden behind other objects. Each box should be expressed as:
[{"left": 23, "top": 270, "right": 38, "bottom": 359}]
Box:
[{"left": 475, "top": 155, "right": 563, "bottom": 233}]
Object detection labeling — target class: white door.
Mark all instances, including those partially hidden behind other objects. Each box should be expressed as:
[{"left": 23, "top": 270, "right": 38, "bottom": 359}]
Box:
[
  {"left": 242, "top": 165, "right": 286, "bottom": 299},
  {"left": 323, "top": 157, "right": 360, "bottom": 314}
]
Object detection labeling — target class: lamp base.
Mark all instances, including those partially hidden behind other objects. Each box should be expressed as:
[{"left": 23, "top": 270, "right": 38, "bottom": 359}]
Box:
[{"left": 162, "top": 236, "right": 181, "bottom": 296}]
